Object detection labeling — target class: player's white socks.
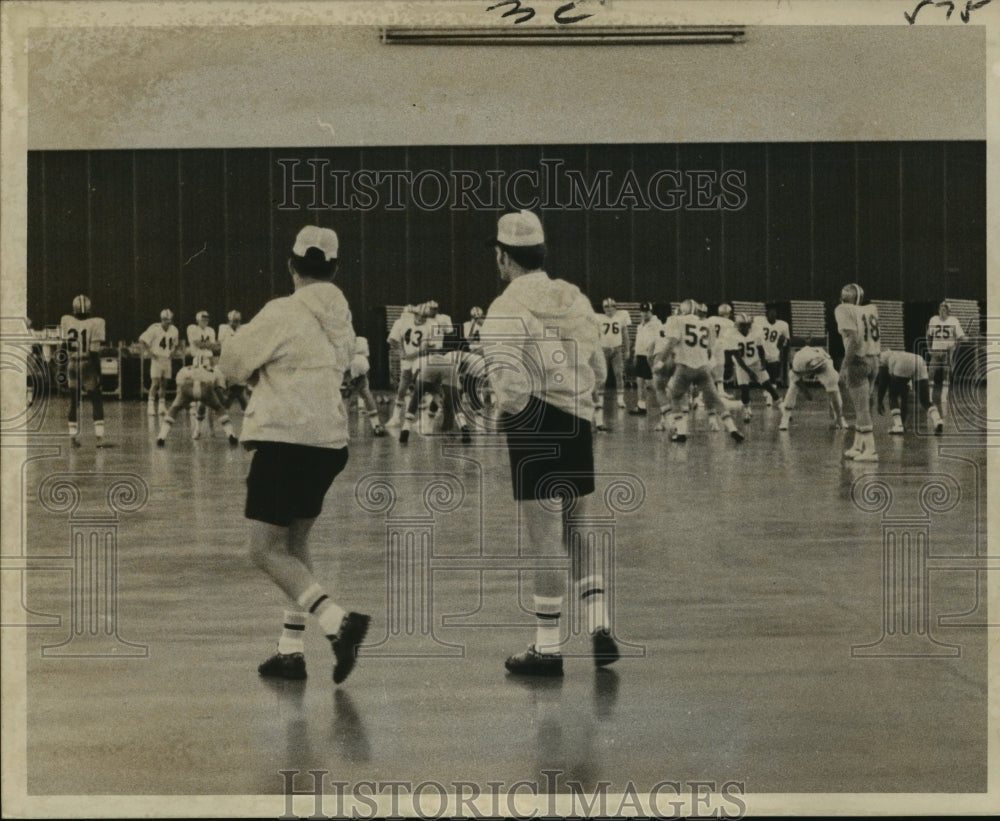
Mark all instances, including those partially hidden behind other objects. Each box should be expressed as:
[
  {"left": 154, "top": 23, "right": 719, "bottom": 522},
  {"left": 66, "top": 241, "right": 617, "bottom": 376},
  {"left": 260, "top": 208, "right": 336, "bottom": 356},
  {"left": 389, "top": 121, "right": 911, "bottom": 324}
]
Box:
[
  {"left": 68, "top": 422, "right": 79, "bottom": 438},
  {"left": 147, "top": 401, "right": 156, "bottom": 416},
  {"left": 534, "top": 595, "right": 563, "bottom": 655},
  {"left": 158, "top": 417, "right": 174, "bottom": 441},
  {"left": 297, "top": 583, "right": 347, "bottom": 638},
  {"left": 276, "top": 610, "right": 307, "bottom": 655},
  {"left": 928, "top": 405, "right": 943, "bottom": 430},
  {"left": 616, "top": 392, "right": 625, "bottom": 408},
  {"left": 367, "top": 410, "right": 382, "bottom": 430},
  {"left": 578, "top": 575, "right": 609, "bottom": 635},
  {"left": 672, "top": 412, "right": 688, "bottom": 438},
  {"left": 94, "top": 421, "right": 105, "bottom": 440},
  {"left": 454, "top": 410, "right": 469, "bottom": 430},
  {"left": 594, "top": 407, "right": 605, "bottom": 429},
  {"left": 890, "top": 410, "right": 904, "bottom": 434}
]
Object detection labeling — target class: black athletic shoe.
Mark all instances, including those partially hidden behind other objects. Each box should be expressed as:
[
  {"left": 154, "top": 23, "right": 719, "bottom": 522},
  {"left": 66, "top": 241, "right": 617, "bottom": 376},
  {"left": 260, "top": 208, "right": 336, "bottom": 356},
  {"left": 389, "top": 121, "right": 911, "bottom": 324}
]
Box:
[
  {"left": 504, "top": 645, "right": 564, "bottom": 677},
  {"left": 258, "top": 651, "right": 307, "bottom": 680},
  {"left": 331, "top": 612, "right": 371, "bottom": 685},
  {"left": 730, "top": 429, "right": 745, "bottom": 443},
  {"left": 672, "top": 433, "right": 687, "bottom": 443},
  {"left": 372, "top": 424, "right": 386, "bottom": 437},
  {"left": 228, "top": 434, "right": 239, "bottom": 446},
  {"left": 156, "top": 438, "right": 165, "bottom": 448},
  {"left": 399, "top": 429, "right": 410, "bottom": 444},
  {"left": 628, "top": 407, "right": 647, "bottom": 416},
  {"left": 591, "top": 629, "right": 620, "bottom": 667},
  {"left": 461, "top": 426, "right": 472, "bottom": 444},
  {"left": 935, "top": 422, "right": 944, "bottom": 436}
]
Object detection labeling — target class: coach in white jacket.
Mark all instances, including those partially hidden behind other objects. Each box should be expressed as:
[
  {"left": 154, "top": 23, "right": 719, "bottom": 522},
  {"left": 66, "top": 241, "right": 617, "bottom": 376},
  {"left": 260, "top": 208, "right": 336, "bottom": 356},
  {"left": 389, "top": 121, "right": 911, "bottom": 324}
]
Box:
[
  {"left": 219, "top": 225, "right": 370, "bottom": 686},
  {"left": 480, "top": 210, "right": 619, "bottom": 678}
]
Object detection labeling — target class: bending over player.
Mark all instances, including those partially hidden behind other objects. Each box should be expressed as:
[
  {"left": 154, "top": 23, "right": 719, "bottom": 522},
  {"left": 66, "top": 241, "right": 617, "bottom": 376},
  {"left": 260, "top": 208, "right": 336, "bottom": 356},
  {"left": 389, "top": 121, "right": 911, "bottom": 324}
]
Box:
[
  {"left": 156, "top": 361, "right": 238, "bottom": 447},
  {"left": 778, "top": 345, "right": 847, "bottom": 431},
  {"left": 876, "top": 348, "right": 944, "bottom": 436},
  {"left": 731, "top": 313, "right": 781, "bottom": 423}
]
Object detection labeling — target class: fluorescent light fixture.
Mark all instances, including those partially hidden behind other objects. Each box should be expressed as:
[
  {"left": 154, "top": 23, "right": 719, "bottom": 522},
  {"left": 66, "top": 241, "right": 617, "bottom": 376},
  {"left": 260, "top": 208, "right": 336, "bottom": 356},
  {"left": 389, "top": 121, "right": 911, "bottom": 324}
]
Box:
[{"left": 380, "top": 26, "right": 746, "bottom": 46}]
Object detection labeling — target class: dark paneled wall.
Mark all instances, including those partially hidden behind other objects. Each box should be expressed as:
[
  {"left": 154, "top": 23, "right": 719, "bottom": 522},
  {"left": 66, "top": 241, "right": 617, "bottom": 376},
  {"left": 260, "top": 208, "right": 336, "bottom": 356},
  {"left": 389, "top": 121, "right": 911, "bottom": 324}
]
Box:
[{"left": 27, "top": 142, "right": 985, "bottom": 345}]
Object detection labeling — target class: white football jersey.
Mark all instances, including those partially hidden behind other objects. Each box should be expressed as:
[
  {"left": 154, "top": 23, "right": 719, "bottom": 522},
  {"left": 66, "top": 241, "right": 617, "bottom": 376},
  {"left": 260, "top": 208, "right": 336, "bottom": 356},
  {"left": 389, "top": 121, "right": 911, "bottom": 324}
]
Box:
[
  {"left": 926, "top": 315, "right": 965, "bottom": 351},
  {"left": 835, "top": 303, "right": 881, "bottom": 357},
  {"left": 218, "top": 323, "right": 240, "bottom": 346},
  {"left": 389, "top": 313, "right": 429, "bottom": 361},
  {"left": 139, "top": 323, "right": 179, "bottom": 360},
  {"left": 633, "top": 316, "right": 663, "bottom": 359},
  {"left": 598, "top": 309, "right": 631, "bottom": 349},
  {"left": 752, "top": 317, "right": 790, "bottom": 361},
  {"left": 661, "top": 314, "right": 712, "bottom": 369},
  {"left": 59, "top": 315, "right": 105, "bottom": 357},
  {"left": 425, "top": 313, "right": 455, "bottom": 352},
  {"left": 733, "top": 327, "right": 767, "bottom": 368}
]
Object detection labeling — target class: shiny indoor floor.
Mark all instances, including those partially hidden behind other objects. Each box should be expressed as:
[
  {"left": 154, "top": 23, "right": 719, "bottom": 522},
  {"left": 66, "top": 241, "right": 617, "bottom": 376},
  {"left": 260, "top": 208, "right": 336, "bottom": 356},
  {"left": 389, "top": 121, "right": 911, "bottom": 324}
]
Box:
[{"left": 11, "top": 386, "right": 989, "bottom": 802}]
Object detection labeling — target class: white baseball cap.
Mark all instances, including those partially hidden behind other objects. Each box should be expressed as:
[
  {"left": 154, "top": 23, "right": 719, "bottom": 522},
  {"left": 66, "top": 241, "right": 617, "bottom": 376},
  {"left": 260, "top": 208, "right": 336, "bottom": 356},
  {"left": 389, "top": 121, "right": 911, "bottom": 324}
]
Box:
[
  {"left": 495, "top": 210, "right": 545, "bottom": 247},
  {"left": 293, "top": 225, "right": 339, "bottom": 261}
]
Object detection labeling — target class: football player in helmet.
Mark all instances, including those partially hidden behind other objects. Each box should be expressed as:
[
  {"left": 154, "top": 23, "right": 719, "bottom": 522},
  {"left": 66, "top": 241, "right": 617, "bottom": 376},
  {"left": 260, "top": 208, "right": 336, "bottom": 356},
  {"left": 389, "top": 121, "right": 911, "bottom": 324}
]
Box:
[
  {"left": 876, "top": 348, "right": 944, "bottom": 436},
  {"left": 778, "top": 345, "right": 846, "bottom": 431},
  {"left": 139, "top": 309, "right": 179, "bottom": 415},
  {"left": 835, "top": 282, "right": 881, "bottom": 461},
  {"left": 59, "top": 295, "right": 107, "bottom": 447}
]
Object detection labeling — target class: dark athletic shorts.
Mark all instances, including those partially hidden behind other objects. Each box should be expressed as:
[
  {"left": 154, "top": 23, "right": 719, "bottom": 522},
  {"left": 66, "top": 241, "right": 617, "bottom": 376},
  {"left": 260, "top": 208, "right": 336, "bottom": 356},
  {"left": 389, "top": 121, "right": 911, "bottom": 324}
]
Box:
[
  {"left": 244, "top": 442, "right": 349, "bottom": 527},
  {"left": 505, "top": 395, "right": 595, "bottom": 502},
  {"left": 634, "top": 355, "right": 652, "bottom": 380}
]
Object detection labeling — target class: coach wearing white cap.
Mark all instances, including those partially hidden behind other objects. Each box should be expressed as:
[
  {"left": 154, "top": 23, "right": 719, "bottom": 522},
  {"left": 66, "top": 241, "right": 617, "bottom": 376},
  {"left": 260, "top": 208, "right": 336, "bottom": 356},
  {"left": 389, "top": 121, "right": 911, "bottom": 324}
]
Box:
[
  {"left": 219, "top": 224, "right": 370, "bottom": 686},
  {"left": 480, "top": 210, "right": 619, "bottom": 677}
]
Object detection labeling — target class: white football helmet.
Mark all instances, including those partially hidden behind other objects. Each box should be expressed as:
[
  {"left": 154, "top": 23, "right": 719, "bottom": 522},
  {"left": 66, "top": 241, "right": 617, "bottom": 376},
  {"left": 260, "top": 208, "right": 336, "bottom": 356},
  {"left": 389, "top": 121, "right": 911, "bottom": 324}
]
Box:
[
  {"left": 717, "top": 303, "right": 732, "bottom": 318},
  {"left": 227, "top": 310, "right": 242, "bottom": 324},
  {"left": 677, "top": 299, "right": 697, "bottom": 316},
  {"left": 160, "top": 309, "right": 174, "bottom": 322},
  {"left": 840, "top": 283, "right": 865, "bottom": 304}
]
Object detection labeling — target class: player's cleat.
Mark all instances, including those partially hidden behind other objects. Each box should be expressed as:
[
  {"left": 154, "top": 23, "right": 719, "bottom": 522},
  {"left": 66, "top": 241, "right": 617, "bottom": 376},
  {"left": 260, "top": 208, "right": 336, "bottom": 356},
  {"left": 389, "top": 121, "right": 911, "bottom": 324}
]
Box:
[
  {"left": 331, "top": 612, "right": 371, "bottom": 684},
  {"left": 628, "top": 407, "right": 647, "bottom": 416},
  {"left": 461, "top": 426, "right": 472, "bottom": 444},
  {"left": 504, "top": 645, "right": 564, "bottom": 677},
  {"left": 934, "top": 421, "right": 944, "bottom": 436},
  {"left": 853, "top": 449, "right": 879, "bottom": 462},
  {"left": 399, "top": 429, "right": 409, "bottom": 444},
  {"left": 671, "top": 433, "right": 687, "bottom": 443},
  {"left": 592, "top": 629, "right": 620, "bottom": 667},
  {"left": 372, "top": 424, "right": 386, "bottom": 437},
  {"left": 730, "top": 429, "right": 745, "bottom": 443},
  {"left": 596, "top": 422, "right": 609, "bottom": 432},
  {"left": 258, "top": 651, "right": 307, "bottom": 680},
  {"left": 156, "top": 438, "right": 165, "bottom": 448},
  {"left": 889, "top": 421, "right": 904, "bottom": 435},
  {"left": 844, "top": 445, "right": 863, "bottom": 460},
  {"left": 228, "top": 434, "right": 239, "bottom": 446}
]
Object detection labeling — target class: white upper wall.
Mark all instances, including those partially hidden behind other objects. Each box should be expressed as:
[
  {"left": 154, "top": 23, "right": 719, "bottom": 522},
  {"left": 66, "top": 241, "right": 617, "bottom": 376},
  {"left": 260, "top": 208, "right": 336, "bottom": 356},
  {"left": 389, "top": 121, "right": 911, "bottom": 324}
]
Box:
[{"left": 25, "top": 24, "right": 985, "bottom": 149}]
